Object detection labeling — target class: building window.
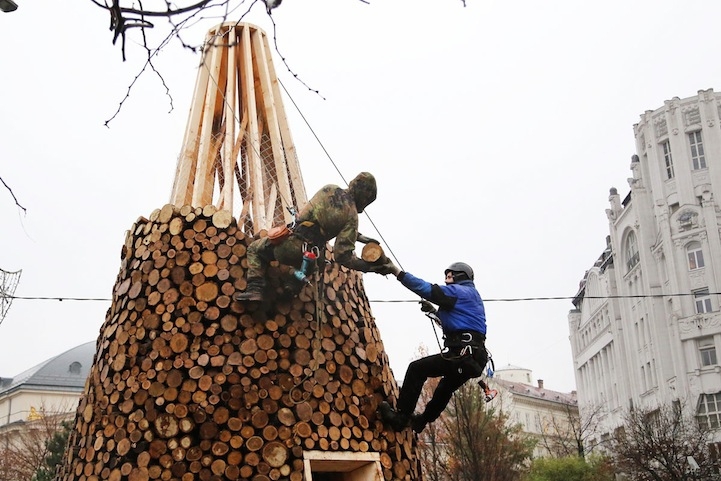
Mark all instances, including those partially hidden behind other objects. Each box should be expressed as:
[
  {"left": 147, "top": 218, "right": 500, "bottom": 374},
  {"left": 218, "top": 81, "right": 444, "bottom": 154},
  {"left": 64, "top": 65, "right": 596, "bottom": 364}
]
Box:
[
  {"left": 661, "top": 140, "right": 674, "bottom": 179},
  {"left": 641, "top": 365, "right": 647, "bottom": 391},
  {"left": 687, "top": 242, "right": 705, "bottom": 270},
  {"left": 689, "top": 131, "right": 706, "bottom": 170},
  {"left": 626, "top": 231, "right": 639, "bottom": 272},
  {"left": 694, "top": 288, "right": 713, "bottom": 314},
  {"left": 699, "top": 337, "right": 718, "bottom": 367},
  {"left": 697, "top": 393, "right": 721, "bottom": 429}
]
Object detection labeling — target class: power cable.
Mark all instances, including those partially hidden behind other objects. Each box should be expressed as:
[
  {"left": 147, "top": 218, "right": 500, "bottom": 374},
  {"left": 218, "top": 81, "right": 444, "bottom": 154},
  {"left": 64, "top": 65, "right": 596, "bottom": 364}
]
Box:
[{"left": 7, "top": 292, "right": 719, "bottom": 303}]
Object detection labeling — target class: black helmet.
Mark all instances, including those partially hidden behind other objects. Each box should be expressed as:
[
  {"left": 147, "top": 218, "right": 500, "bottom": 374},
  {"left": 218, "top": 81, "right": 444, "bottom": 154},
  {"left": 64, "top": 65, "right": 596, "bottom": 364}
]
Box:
[
  {"left": 445, "top": 262, "right": 474, "bottom": 281},
  {"left": 347, "top": 172, "right": 377, "bottom": 213}
]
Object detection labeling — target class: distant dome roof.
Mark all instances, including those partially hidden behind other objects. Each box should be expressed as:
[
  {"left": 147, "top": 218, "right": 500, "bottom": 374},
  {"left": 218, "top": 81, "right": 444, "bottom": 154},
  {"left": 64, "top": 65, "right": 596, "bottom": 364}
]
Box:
[{"left": 0, "top": 341, "right": 95, "bottom": 395}]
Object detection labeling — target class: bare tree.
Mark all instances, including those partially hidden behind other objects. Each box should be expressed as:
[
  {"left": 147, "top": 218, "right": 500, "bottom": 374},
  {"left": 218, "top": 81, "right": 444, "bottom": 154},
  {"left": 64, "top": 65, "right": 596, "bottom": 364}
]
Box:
[
  {"left": 1, "top": 176, "right": 26, "bottom": 213},
  {"left": 412, "top": 345, "right": 452, "bottom": 481},
  {"left": 92, "top": 0, "right": 371, "bottom": 61},
  {"left": 416, "top": 384, "right": 452, "bottom": 481},
  {"left": 610, "top": 403, "right": 720, "bottom": 481},
  {"left": 442, "top": 382, "right": 535, "bottom": 481},
  {"left": 537, "top": 402, "right": 603, "bottom": 458},
  {"left": 0, "top": 408, "right": 69, "bottom": 481}
]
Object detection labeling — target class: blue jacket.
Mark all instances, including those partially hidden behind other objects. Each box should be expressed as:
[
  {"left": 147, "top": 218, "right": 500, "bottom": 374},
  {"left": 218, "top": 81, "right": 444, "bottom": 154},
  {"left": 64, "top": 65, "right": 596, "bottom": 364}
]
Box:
[{"left": 398, "top": 271, "right": 486, "bottom": 335}]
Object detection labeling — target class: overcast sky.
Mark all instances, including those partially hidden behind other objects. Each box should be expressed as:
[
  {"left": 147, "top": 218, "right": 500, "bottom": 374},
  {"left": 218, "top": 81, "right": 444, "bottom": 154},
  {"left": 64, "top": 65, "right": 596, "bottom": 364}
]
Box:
[{"left": 2, "top": 0, "right": 721, "bottom": 394}]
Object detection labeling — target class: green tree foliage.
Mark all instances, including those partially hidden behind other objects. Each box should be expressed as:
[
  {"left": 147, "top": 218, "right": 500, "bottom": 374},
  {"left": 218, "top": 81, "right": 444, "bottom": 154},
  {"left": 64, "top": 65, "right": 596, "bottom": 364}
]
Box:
[
  {"left": 610, "top": 403, "right": 719, "bottom": 481},
  {"left": 525, "top": 455, "right": 614, "bottom": 481},
  {"left": 33, "top": 420, "right": 71, "bottom": 481},
  {"left": 442, "top": 382, "right": 535, "bottom": 481}
]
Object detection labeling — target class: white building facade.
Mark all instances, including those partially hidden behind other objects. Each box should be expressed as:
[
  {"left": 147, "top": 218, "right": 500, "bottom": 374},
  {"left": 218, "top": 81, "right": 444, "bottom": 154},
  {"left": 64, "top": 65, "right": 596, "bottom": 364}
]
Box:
[
  {"left": 492, "top": 365, "right": 579, "bottom": 458},
  {"left": 569, "top": 89, "right": 721, "bottom": 448}
]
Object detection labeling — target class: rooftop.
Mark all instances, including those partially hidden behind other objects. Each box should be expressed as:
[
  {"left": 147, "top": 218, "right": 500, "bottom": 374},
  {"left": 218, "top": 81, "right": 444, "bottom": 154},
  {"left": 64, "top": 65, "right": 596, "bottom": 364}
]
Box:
[
  {"left": 493, "top": 378, "right": 577, "bottom": 405},
  {"left": 0, "top": 341, "right": 95, "bottom": 396}
]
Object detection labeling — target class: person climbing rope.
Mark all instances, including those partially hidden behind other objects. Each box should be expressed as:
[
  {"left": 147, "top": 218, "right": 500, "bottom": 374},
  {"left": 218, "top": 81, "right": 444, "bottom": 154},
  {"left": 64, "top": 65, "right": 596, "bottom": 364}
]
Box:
[
  {"left": 234, "top": 172, "right": 393, "bottom": 302},
  {"left": 378, "top": 261, "right": 488, "bottom": 433}
]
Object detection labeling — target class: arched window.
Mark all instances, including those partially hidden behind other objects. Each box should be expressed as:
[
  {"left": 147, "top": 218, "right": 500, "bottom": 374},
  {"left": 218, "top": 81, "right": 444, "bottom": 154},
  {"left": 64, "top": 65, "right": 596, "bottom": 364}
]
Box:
[
  {"left": 625, "top": 231, "right": 639, "bottom": 272},
  {"left": 69, "top": 361, "right": 82, "bottom": 374},
  {"left": 687, "top": 241, "right": 705, "bottom": 270},
  {"left": 697, "top": 393, "right": 721, "bottom": 429}
]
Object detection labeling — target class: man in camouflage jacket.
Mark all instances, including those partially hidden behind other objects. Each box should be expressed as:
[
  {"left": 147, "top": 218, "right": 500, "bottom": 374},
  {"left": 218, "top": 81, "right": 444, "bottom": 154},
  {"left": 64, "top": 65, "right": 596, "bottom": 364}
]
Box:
[{"left": 235, "top": 172, "right": 392, "bottom": 301}]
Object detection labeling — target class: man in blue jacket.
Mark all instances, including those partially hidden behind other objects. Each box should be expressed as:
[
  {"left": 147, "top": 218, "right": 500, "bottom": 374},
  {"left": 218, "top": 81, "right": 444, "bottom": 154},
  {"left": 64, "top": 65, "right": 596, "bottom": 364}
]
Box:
[{"left": 379, "top": 261, "right": 488, "bottom": 433}]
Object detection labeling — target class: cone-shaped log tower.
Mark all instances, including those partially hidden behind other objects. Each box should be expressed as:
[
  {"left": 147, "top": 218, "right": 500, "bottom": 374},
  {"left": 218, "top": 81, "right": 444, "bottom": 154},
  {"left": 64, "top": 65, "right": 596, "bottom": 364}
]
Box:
[{"left": 56, "top": 23, "right": 421, "bottom": 481}]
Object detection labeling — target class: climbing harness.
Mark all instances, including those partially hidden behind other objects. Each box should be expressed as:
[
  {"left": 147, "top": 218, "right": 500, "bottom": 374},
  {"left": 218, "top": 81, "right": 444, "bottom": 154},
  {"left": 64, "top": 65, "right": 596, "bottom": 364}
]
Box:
[{"left": 423, "top": 308, "right": 497, "bottom": 402}]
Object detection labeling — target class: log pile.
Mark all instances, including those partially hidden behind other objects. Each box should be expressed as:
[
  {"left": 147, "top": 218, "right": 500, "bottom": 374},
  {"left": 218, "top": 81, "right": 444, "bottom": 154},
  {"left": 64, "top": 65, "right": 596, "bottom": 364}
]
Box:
[{"left": 56, "top": 204, "right": 422, "bottom": 481}]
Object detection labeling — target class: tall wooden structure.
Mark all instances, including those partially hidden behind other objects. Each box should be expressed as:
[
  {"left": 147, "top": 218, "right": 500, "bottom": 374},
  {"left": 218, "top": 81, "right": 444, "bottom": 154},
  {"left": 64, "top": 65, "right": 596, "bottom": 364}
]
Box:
[
  {"left": 170, "top": 22, "right": 307, "bottom": 235},
  {"left": 56, "top": 23, "right": 421, "bottom": 481}
]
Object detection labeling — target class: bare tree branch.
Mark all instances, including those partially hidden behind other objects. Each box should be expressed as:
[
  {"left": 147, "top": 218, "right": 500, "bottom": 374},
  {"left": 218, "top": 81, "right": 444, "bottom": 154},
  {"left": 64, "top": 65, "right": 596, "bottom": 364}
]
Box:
[
  {"left": 0, "top": 176, "right": 26, "bottom": 213},
  {"left": 611, "top": 403, "right": 719, "bottom": 481},
  {"left": 92, "top": 0, "right": 376, "bottom": 122}
]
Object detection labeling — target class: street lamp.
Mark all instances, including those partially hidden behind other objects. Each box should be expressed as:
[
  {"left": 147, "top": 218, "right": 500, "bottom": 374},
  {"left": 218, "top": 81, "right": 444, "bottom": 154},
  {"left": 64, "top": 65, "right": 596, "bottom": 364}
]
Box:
[{"left": 0, "top": 0, "right": 17, "bottom": 12}]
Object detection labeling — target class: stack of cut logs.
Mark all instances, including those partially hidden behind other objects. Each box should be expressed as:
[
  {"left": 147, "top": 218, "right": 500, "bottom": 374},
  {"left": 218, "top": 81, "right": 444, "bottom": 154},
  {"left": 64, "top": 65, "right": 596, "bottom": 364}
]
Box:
[{"left": 56, "top": 204, "right": 421, "bottom": 481}]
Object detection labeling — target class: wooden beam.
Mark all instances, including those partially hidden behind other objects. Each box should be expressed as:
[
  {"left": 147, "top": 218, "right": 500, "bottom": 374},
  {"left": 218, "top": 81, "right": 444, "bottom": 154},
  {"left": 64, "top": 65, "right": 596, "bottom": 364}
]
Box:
[
  {"left": 263, "top": 34, "right": 307, "bottom": 206},
  {"left": 171, "top": 47, "right": 212, "bottom": 205},
  {"left": 240, "top": 25, "right": 265, "bottom": 232},
  {"left": 252, "top": 28, "right": 294, "bottom": 225},
  {"left": 192, "top": 35, "right": 225, "bottom": 207},
  {"left": 220, "top": 27, "right": 238, "bottom": 212}
]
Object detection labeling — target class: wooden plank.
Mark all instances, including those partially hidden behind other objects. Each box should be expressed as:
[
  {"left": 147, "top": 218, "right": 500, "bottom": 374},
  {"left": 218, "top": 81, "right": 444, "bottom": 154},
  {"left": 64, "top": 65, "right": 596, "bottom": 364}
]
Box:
[
  {"left": 262, "top": 33, "right": 307, "bottom": 206},
  {"left": 303, "top": 451, "right": 382, "bottom": 478},
  {"left": 252, "top": 29, "right": 293, "bottom": 225},
  {"left": 171, "top": 47, "right": 212, "bottom": 206},
  {"left": 346, "top": 462, "right": 382, "bottom": 481},
  {"left": 265, "top": 183, "right": 277, "bottom": 226},
  {"left": 220, "top": 27, "right": 238, "bottom": 212},
  {"left": 304, "top": 451, "right": 380, "bottom": 464},
  {"left": 240, "top": 25, "right": 265, "bottom": 232},
  {"left": 192, "top": 35, "right": 225, "bottom": 207}
]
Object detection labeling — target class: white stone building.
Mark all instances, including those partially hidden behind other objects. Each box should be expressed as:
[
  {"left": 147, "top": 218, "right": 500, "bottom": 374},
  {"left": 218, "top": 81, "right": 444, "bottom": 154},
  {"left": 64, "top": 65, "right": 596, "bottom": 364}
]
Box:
[
  {"left": 491, "top": 365, "right": 579, "bottom": 458},
  {"left": 569, "top": 89, "right": 721, "bottom": 449}
]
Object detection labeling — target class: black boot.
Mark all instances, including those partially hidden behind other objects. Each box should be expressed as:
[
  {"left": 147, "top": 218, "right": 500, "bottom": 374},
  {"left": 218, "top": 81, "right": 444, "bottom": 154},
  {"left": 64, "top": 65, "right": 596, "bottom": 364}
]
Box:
[
  {"left": 378, "top": 401, "right": 410, "bottom": 431},
  {"left": 234, "top": 278, "right": 265, "bottom": 302},
  {"left": 411, "top": 413, "right": 428, "bottom": 433}
]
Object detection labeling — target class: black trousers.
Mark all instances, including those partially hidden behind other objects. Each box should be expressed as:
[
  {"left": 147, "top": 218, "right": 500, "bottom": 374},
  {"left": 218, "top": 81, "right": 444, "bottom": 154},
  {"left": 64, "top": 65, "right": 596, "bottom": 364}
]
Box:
[{"left": 397, "top": 343, "right": 487, "bottom": 423}]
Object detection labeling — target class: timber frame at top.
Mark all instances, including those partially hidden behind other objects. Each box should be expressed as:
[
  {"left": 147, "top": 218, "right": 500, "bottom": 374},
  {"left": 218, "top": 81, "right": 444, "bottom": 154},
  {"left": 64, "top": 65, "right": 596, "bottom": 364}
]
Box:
[{"left": 170, "top": 22, "right": 307, "bottom": 235}]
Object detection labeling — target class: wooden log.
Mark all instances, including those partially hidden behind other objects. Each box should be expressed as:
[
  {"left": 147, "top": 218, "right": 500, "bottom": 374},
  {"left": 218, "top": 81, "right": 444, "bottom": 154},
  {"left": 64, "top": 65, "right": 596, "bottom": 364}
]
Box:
[{"left": 360, "top": 242, "right": 388, "bottom": 265}]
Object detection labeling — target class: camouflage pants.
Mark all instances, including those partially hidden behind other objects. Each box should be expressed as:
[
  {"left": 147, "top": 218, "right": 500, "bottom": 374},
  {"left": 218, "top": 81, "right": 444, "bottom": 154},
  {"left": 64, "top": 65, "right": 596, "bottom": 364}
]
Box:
[{"left": 245, "top": 235, "right": 309, "bottom": 282}]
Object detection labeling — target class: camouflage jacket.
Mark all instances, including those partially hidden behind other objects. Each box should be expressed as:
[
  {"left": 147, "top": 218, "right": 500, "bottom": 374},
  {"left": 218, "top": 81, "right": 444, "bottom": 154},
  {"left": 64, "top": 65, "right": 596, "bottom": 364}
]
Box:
[{"left": 294, "top": 184, "right": 371, "bottom": 272}]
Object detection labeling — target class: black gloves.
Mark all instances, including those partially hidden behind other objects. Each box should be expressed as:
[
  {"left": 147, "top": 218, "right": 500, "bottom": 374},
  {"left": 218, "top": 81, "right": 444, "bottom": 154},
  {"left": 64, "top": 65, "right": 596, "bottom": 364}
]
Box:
[
  {"left": 419, "top": 300, "right": 437, "bottom": 314},
  {"left": 357, "top": 233, "right": 379, "bottom": 245}
]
